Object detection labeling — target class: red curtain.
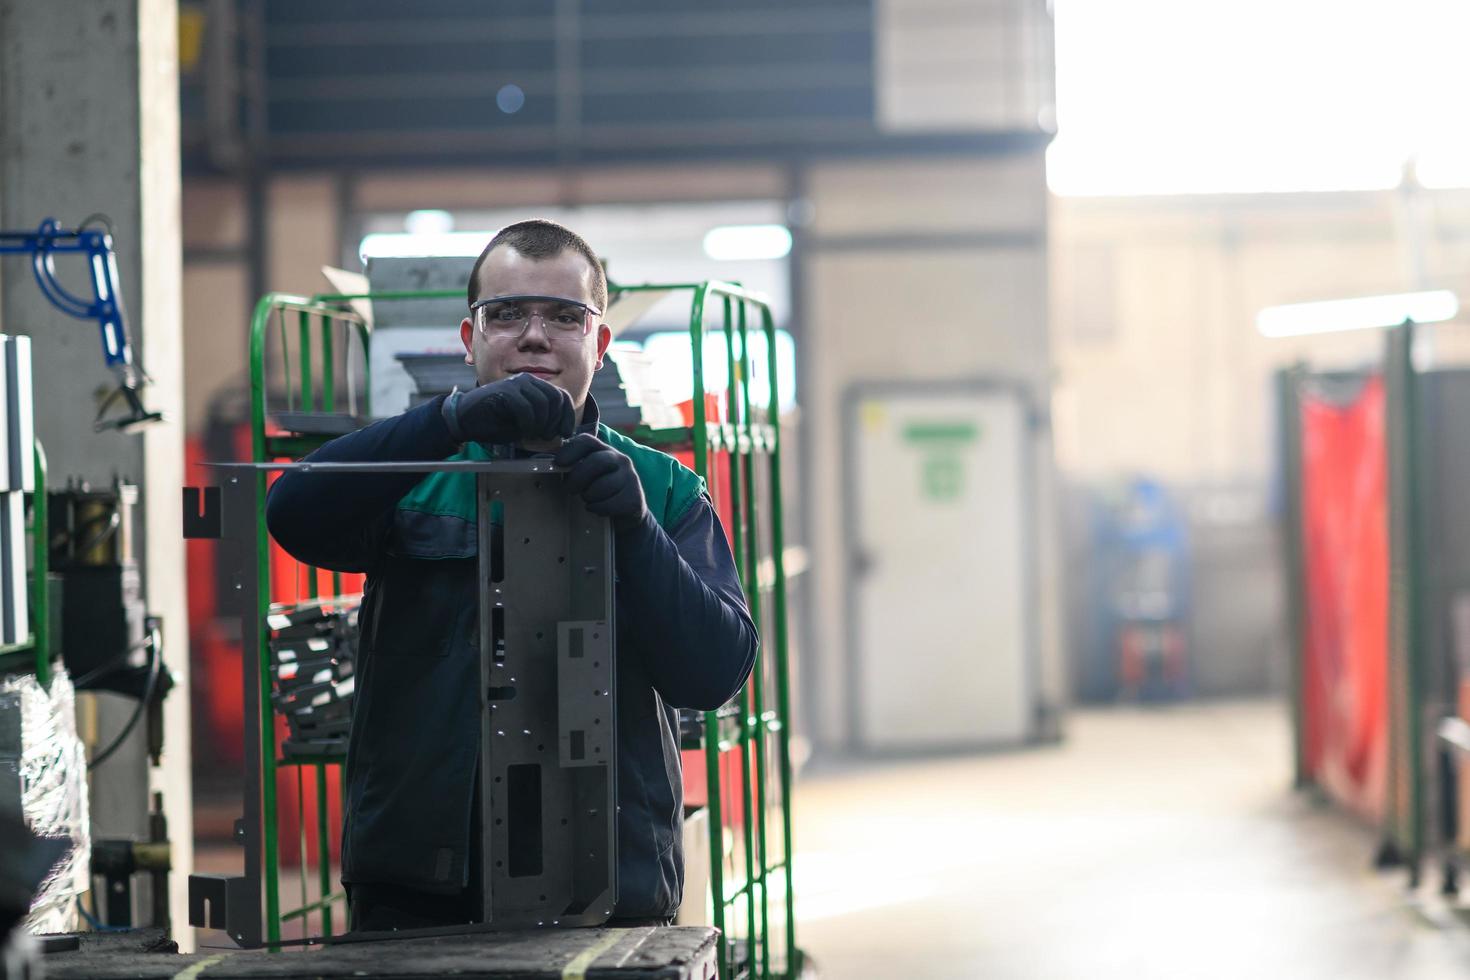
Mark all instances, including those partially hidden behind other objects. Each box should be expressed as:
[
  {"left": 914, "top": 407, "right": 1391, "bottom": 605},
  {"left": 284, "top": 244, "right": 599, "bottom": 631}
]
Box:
[{"left": 1299, "top": 376, "right": 1389, "bottom": 822}]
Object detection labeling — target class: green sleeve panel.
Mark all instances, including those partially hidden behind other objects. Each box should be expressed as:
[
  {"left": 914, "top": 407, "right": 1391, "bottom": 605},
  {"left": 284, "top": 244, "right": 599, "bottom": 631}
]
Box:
[
  {"left": 393, "top": 429, "right": 704, "bottom": 543},
  {"left": 393, "top": 439, "right": 492, "bottom": 525},
  {"left": 597, "top": 423, "right": 707, "bottom": 528}
]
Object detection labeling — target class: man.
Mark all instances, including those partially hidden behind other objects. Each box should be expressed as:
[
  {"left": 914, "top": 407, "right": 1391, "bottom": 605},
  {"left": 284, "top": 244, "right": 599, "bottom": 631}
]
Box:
[{"left": 266, "top": 219, "right": 758, "bottom": 931}]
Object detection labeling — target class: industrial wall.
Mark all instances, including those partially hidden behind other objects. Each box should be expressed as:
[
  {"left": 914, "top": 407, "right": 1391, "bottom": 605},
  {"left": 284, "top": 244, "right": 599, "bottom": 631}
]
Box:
[
  {"left": 1051, "top": 186, "right": 1470, "bottom": 698},
  {"left": 1051, "top": 187, "right": 1470, "bottom": 483}
]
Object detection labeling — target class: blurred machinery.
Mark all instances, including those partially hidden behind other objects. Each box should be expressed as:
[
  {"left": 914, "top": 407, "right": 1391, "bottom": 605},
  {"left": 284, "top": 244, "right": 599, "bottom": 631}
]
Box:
[
  {"left": 51, "top": 483, "right": 170, "bottom": 730},
  {"left": 1068, "top": 478, "right": 1192, "bottom": 704},
  {"left": 50, "top": 480, "right": 175, "bottom": 929},
  {"left": 0, "top": 218, "right": 175, "bottom": 936},
  {"left": 0, "top": 219, "right": 161, "bottom": 433},
  {"left": 1109, "top": 478, "right": 1191, "bottom": 701}
]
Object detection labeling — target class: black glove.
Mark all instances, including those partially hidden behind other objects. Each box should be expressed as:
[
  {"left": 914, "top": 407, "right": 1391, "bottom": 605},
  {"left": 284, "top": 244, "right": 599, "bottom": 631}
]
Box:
[
  {"left": 555, "top": 434, "right": 647, "bottom": 531},
  {"left": 441, "top": 373, "right": 576, "bottom": 446}
]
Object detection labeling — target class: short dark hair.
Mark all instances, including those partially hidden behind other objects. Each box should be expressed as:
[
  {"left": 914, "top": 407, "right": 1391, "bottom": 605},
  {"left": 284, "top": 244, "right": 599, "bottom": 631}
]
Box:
[{"left": 466, "top": 219, "right": 608, "bottom": 312}]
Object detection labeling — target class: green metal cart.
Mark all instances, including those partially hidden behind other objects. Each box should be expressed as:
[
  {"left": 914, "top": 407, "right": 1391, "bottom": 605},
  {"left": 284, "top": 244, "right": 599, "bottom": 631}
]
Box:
[{"left": 246, "top": 281, "right": 801, "bottom": 978}]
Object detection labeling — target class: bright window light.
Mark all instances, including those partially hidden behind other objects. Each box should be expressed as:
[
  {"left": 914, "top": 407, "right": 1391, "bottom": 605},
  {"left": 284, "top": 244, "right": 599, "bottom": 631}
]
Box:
[
  {"left": 1256, "top": 290, "right": 1459, "bottom": 338},
  {"left": 1049, "top": 0, "right": 1470, "bottom": 195},
  {"left": 702, "top": 225, "right": 792, "bottom": 262},
  {"left": 404, "top": 209, "right": 454, "bottom": 235},
  {"left": 359, "top": 230, "right": 495, "bottom": 261},
  {"left": 639, "top": 329, "right": 798, "bottom": 413}
]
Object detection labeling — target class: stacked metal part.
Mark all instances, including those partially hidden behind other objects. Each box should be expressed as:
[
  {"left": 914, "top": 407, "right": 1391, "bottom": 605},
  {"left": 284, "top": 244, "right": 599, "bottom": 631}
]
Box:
[
  {"left": 364, "top": 256, "right": 476, "bottom": 418},
  {"left": 0, "top": 669, "right": 88, "bottom": 935},
  {"left": 588, "top": 354, "right": 643, "bottom": 430},
  {"left": 0, "top": 336, "right": 33, "bottom": 646},
  {"left": 266, "top": 602, "right": 358, "bottom": 758},
  {"left": 0, "top": 333, "right": 89, "bottom": 936}
]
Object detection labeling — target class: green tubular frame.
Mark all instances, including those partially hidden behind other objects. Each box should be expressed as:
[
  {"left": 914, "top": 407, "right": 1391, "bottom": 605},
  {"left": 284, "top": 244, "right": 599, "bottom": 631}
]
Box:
[
  {"left": 248, "top": 284, "right": 799, "bottom": 975},
  {"left": 1384, "top": 323, "right": 1425, "bottom": 869},
  {"left": 1276, "top": 366, "right": 1308, "bottom": 790},
  {"left": 249, "top": 291, "right": 378, "bottom": 946},
  {"left": 662, "top": 278, "right": 797, "bottom": 980},
  {"left": 0, "top": 442, "right": 51, "bottom": 686}
]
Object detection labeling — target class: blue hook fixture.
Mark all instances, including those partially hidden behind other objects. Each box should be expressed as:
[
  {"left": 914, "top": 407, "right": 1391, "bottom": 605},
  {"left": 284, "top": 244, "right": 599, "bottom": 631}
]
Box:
[{"left": 0, "top": 217, "right": 162, "bottom": 431}]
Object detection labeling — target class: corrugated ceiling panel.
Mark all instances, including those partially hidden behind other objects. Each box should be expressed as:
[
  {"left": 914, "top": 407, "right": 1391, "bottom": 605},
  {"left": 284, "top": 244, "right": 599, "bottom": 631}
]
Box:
[{"left": 260, "top": 0, "right": 875, "bottom": 165}]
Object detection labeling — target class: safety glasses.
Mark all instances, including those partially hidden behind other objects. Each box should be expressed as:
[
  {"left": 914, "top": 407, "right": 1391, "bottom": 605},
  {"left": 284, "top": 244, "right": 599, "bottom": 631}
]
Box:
[{"left": 469, "top": 294, "right": 601, "bottom": 339}]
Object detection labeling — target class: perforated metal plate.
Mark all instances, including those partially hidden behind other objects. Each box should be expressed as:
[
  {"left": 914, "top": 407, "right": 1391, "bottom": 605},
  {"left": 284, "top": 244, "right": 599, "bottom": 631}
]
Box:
[{"left": 478, "top": 470, "right": 616, "bottom": 928}]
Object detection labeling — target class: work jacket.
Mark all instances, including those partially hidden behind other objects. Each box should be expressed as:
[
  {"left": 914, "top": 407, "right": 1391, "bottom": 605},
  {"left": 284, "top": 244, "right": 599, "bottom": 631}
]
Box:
[{"left": 265, "top": 393, "right": 758, "bottom": 918}]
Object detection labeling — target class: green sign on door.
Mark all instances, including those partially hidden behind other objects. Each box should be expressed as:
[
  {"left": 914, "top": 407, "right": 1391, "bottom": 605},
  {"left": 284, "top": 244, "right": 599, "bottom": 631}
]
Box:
[{"left": 903, "top": 421, "right": 980, "bottom": 503}]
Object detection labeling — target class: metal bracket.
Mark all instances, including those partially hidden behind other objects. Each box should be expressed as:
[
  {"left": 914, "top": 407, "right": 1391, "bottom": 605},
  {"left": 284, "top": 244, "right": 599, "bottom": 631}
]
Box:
[
  {"left": 181, "top": 486, "right": 221, "bottom": 539},
  {"left": 187, "top": 873, "right": 258, "bottom": 946}
]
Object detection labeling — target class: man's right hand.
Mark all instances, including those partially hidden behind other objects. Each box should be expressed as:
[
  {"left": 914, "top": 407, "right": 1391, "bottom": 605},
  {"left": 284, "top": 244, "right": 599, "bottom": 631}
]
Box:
[{"left": 441, "top": 373, "right": 576, "bottom": 446}]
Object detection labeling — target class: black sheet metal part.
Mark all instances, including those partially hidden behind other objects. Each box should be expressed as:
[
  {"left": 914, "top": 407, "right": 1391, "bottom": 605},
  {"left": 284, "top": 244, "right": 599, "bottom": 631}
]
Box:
[
  {"left": 478, "top": 468, "right": 617, "bottom": 929},
  {"left": 186, "top": 459, "right": 617, "bottom": 948},
  {"left": 187, "top": 469, "right": 263, "bottom": 949},
  {"left": 181, "top": 486, "right": 221, "bottom": 540}
]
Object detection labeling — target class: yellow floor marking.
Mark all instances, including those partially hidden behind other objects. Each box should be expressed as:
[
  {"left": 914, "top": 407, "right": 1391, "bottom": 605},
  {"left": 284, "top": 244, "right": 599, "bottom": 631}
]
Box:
[
  {"left": 561, "top": 929, "right": 628, "bottom": 980},
  {"left": 171, "top": 953, "right": 226, "bottom": 980}
]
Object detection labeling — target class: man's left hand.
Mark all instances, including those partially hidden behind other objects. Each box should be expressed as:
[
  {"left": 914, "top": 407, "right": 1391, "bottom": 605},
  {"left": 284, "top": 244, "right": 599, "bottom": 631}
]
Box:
[{"left": 555, "top": 434, "right": 647, "bottom": 531}]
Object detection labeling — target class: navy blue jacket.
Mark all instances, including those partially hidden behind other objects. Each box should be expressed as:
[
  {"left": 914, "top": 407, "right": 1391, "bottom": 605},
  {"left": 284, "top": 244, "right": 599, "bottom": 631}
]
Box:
[{"left": 265, "top": 394, "right": 758, "bottom": 917}]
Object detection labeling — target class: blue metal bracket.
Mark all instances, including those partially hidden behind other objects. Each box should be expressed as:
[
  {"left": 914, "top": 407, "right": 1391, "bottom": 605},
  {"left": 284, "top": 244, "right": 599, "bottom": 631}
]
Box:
[{"left": 0, "top": 217, "right": 161, "bottom": 431}]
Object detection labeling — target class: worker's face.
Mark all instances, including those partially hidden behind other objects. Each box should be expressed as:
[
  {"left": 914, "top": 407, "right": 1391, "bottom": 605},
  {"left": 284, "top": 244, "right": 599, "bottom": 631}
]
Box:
[{"left": 459, "top": 246, "right": 611, "bottom": 421}]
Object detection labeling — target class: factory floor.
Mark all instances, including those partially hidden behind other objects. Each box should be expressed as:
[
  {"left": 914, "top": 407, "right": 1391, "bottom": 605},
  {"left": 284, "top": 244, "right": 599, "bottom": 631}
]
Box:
[{"left": 791, "top": 700, "right": 1470, "bottom": 980}]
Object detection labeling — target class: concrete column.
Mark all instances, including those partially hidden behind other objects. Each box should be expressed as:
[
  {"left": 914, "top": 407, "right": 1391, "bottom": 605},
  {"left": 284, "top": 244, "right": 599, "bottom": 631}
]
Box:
[{"left": 0, "top": 0, "right": 192, "bottom": 946}]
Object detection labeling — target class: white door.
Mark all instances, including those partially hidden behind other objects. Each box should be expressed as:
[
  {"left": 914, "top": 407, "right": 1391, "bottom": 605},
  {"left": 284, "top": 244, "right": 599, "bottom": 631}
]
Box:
[{"left": 851, "top": 388, "right": 1032, "bottom": 748}]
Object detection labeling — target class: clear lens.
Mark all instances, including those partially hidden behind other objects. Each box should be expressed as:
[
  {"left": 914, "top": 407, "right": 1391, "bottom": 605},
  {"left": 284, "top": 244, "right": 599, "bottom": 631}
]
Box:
[{"left": 475, "top": 297, "right": 590, "bottom": 337}]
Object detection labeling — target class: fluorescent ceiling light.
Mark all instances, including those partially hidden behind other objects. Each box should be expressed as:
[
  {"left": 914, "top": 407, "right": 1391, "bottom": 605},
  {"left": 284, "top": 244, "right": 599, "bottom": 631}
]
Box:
[
  {"left": 1256, "top": 290, "right": 1459, "bottom": 338},
  {"left": 359, "top": 230, "right": 494, "bottom": 260},
  {"left": 702, "top": 224, "right": 791, "bottom": 262}
]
